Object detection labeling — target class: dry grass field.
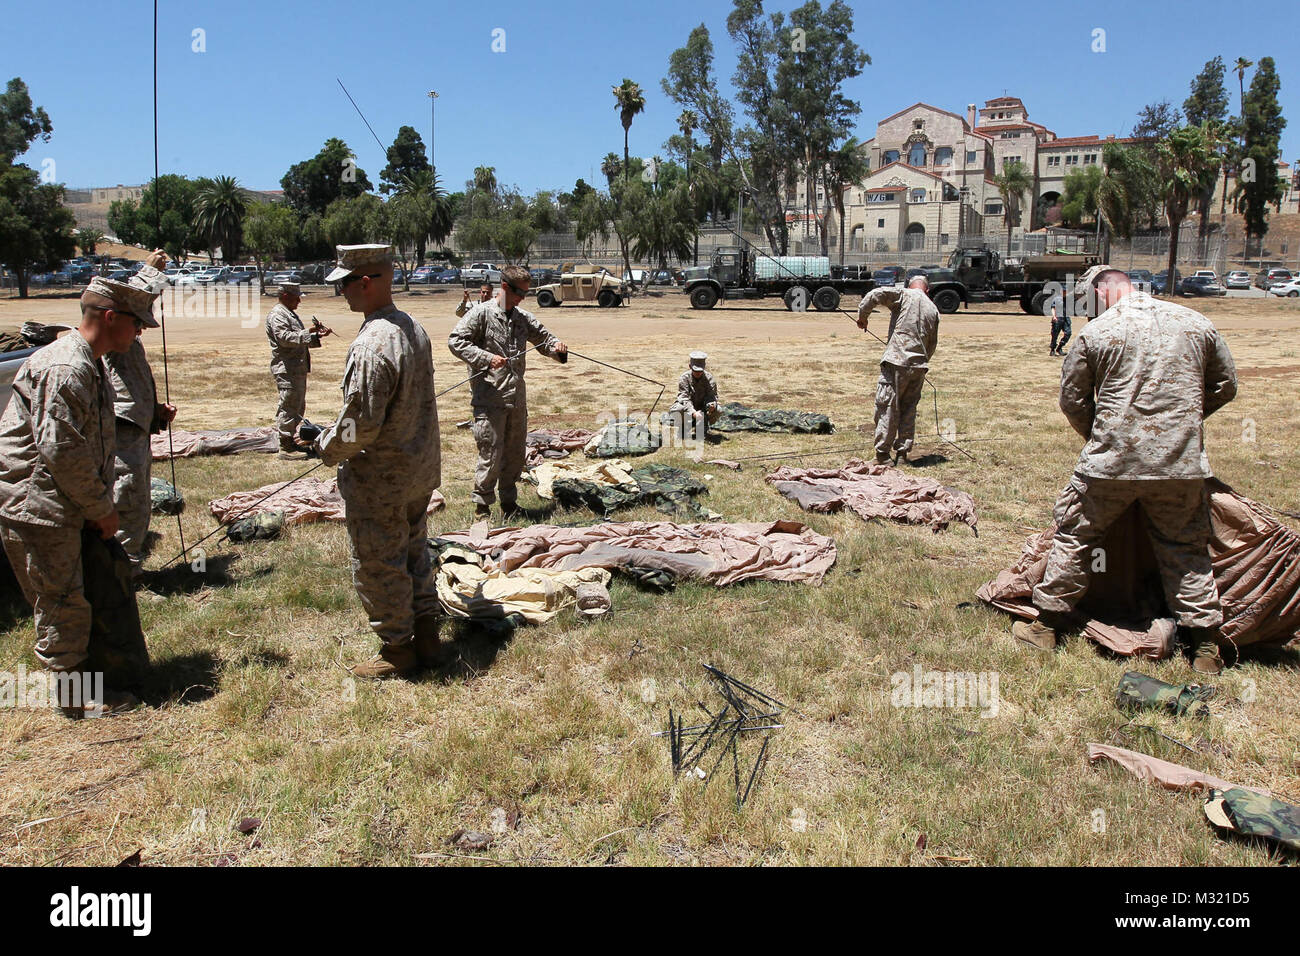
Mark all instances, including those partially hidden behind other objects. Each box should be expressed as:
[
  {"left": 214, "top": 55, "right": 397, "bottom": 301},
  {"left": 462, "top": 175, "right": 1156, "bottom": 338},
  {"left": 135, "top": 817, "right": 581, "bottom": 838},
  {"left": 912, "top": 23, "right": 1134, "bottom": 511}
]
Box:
[{"left": 1, "top": 285, "right": 1298, "bottom": 866}]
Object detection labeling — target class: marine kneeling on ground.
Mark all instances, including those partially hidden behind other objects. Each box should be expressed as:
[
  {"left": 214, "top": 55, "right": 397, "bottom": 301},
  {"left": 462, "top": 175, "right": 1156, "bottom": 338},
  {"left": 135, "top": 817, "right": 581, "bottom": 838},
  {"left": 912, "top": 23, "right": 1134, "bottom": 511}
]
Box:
[
  {"left": 1012, "top": 266, "right": 1239, "bottom": 675},
  {"left": 667, "top": 350, "right": 720, "bottom": 443},
  {"left": 0, "top": 260, "right": 165, "bottom": 716},
  {"left": 312, "top": 244, "right": 444, "bottom": 680}
]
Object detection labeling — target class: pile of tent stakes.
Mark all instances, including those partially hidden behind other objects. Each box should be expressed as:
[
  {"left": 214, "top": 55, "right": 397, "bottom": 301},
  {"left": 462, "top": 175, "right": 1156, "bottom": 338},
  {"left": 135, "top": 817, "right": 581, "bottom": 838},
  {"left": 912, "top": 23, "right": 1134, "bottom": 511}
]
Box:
[{"left": 660, "top": 664, "right": 786, "bottom": 810}]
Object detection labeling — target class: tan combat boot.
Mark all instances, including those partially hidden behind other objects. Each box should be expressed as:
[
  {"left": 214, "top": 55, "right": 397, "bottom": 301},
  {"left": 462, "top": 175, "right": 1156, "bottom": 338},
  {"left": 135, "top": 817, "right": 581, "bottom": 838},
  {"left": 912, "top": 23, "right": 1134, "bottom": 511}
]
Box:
[
  {"left": 1192, "top": 641, "right": 1224, "bottom": 676},
  {"left": 1011, "top": 619, "right": 1057, "bottom": 650},
  {"left": 473, "top": 504, "right": 491, "bottom": 520},
  {"left": 351, "top": 642, "right": 419, "bottom": 679},
  {"left": 53, "top": 671, "right": 140, "bottom": 720},
  {"left": 414, "top": 614, "right": 445, "bottom": 668}
]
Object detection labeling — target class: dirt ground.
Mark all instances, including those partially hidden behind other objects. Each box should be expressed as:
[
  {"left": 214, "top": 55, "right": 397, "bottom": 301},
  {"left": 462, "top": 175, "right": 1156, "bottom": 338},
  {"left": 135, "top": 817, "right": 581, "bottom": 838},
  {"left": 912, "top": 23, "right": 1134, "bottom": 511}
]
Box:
[{"left": 2, "top": 285, "right": 1300, "bottom": 867}]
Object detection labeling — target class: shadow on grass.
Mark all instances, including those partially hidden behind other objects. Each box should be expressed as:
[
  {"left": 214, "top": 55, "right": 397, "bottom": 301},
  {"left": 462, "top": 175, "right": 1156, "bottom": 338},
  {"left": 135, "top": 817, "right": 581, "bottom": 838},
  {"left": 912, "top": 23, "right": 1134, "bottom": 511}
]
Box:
[
  {"left": 423, "top": 616, "right": 523, "bottom": 683},
  {"left": 142, "top": 650, "right": 221, "bottom": 706},
  {"left": 140, "top": 553, "right": 271, "bottom": 595},
  {"left": 907, "top": 453, "right": 951, "bottom": 468}
]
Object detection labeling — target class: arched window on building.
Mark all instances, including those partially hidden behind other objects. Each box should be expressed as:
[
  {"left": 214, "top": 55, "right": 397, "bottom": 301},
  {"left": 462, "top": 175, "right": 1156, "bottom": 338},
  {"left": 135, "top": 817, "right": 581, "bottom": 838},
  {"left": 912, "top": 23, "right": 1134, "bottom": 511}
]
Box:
[
  {"left": 908, "top": 143, "right": 927, "bottom": 166},
  {"left": 934, "top": 147, "right": 953, "bottom": 166},
  {"left": 903, "top": 222, "right": 926, "bottom": 251},
  {"left": 883, "top": 149, "right": 900, "bottom": 165}
]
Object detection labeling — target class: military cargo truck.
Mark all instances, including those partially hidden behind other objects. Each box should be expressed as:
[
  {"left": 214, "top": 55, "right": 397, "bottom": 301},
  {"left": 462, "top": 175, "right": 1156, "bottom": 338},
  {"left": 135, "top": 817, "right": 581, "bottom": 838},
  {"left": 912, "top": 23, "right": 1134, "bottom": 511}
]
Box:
[
  {"left": 682, "top": 247, "right": 875, "bottom": 311},
  {"left": 923, "top": 246, "right": 1100, "bottom": 315}
]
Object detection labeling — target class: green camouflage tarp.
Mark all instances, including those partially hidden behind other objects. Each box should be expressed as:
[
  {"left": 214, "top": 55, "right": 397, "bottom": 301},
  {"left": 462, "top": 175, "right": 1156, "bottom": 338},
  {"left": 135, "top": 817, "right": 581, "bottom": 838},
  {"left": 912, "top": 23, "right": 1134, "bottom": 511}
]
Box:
[
  {"left": 552, "top": 463, "right": 711, "bottom": 519},
  {"left": 81, "top": 530, "right": 149, "bottom": 693},
  {"left": 1206, "top": 788, "right": 1300, "bottom": 851},
  {"left": 1115, "top": 670, "right": 1214, "bottom": 718},
  {"left": 226, "top": 510, "right": 286, "bottom": 542},
  {"left": 150, "top": 477, "right": 184, "bottom": 514},
  {"left": 713, "top": 402, "right": 833, "bottom": 434},
  {"left": 589, "top": 420, "right": 661, "bottom": 458}
]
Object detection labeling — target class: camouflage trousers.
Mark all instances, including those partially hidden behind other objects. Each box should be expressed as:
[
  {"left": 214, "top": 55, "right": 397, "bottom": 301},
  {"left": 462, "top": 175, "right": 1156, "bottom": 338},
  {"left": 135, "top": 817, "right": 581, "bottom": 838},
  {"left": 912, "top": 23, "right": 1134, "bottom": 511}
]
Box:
[
  {"left": 343, "top": 485, "right": 440, "bottom": 646},
  {"left": 0, "top": 520, "right": 90, "bottom": 670},
  {"left": 471, "top": 405, "right": 528, "bottom": 509},
  {"left": 1034, "top": 474, "right": 1223, "bottom": 628},
  {"left": 112, "top": 420, "right": 152, "bottom": 569},
  {"left": 272, "top": 370, "right": 307, "bottom": 444},
  {"left": 874, "top": 362, "right": 928, "bottom": 457}
]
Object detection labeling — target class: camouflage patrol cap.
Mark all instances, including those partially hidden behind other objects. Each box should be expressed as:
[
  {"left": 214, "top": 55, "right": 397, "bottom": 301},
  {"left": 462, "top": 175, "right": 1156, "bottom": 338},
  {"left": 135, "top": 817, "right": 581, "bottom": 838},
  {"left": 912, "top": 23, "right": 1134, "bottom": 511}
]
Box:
[
  {"left": 85, "top": 272, "right": 161, "bottom": 328},
  {"left": 325, "top": 243, "right": 393, "bottom": 283},
  {"left": 1073, "top": 263, "right": 1124, "bottom": 307},
  {"left": 689, "top": 350, "right": 708, "bottom": 369},
  {"left": 278, "top": 281, "right": 301, "bottom": 296}
]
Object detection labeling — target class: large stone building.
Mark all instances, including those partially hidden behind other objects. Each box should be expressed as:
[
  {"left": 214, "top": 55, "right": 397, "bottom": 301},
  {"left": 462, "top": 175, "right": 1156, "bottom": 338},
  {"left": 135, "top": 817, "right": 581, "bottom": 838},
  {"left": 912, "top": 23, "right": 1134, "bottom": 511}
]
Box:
[{"left": 785, "top": 97, "right": 1141, "bottom": 257}]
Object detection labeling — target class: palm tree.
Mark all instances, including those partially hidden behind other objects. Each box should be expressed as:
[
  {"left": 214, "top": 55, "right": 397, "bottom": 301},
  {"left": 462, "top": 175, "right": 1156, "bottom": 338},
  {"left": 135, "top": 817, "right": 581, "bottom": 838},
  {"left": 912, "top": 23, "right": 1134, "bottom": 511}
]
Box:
[
  {"left": 194, "top": 175, "right": 247, "bottom": 267},
  {"left": 75, "top": 227, "right": 104, "bottom": 257},
  {"left": 612, "top": 79, "right": 646, "bottom": 185},
  {"left": 472, "top": 166, "right": 497, "bottom": 194},
  {"left": 1155, "top": 125, "right": 1220, "bottom": 296},
  {"left": 992, "top": 161, "right": 1033, "bottom": 255},
  {"left": 824, "top": 139, "right": 869, "bottom": 265},
  {"left": 396, "top": 169, "right": 453, "bottom": 266},
  {"left": 1233, "top": 58, "right": 1253, "bottom": 255},
  {"left": 600, "top": 152, "right": 622, "bottom": 187}
]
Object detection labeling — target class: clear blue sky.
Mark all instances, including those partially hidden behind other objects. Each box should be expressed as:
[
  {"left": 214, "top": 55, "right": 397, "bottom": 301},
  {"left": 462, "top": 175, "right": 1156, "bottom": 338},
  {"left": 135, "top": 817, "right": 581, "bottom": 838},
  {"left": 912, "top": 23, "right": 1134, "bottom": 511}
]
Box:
[{"left": 3, "top": 0, "right": 1296, "bottom": 194}]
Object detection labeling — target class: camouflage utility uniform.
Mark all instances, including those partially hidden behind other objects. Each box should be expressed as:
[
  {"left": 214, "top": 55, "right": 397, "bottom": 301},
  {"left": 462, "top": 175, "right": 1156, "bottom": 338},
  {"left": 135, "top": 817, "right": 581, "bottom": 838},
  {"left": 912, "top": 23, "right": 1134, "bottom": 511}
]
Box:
[
  {"left": 317, "top": 304, "right": 441, "bottom": 649},
  {"left": 266, "top": 302, "right": 320, "bottom": 446},
  {"left": 104, "top": 337, "right": 166, "bottom": 571},
  {"left": 858, "top": 287, "right": 939, "bottom": 460},
  {"left": 674, "top": 369, "right": 720, "bottom": 423},
  {"left": 447, "top": 300, "right": 562, "bottom": 511},
  {"left": 0, "top": 332, "right": 117, "bottom": 670},
  {"left": 1035, "top": 291, "right": 1238, "bottom": 627}
]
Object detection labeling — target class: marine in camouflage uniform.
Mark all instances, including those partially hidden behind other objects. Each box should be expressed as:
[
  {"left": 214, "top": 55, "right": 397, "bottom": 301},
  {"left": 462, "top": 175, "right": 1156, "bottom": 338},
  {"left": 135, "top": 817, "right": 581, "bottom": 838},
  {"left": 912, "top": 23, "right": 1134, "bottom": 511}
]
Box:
[
  {"left": 265, "top": 282, "right": 323, "bottom": 456},
  {"left": 0, "top": 253, "right": 165, "bottom": 714},
  {"left": 856, "top": 279, "right": 940, "bottom": 464},
  {"left": 1015, "top": 268, "right": 1238, "bottom": 674},
  {"left": 667, "top": 350, "right": 719, "bottom": 441},
  {"left": 447, "top": 264, "right": 567, "bottom": 518},
  {"left": 317, "top": 244, "right": 442, "bottom": 679},
  {"left": 104, "top": 330, "right": 175, "bottom": 575}
]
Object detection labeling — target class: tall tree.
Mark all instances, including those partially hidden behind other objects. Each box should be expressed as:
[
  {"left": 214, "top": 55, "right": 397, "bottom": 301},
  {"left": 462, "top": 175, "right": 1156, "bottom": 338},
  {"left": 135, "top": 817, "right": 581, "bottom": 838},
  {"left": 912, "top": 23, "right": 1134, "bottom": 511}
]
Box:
[
  {"left": 1184, "top": 57, "right": 1231, "bottom": 252},
  {"left": 1097, "top": 142, "right": 1156, "bottom": 240},
  {"left": 0, "top": 77, "right": 52, "bottom": 166},
  {"left": 612, "top": 79, "right": 647, "bottom": 185},
  {"left": 243, "top": 202, "right": 298, "bottom": 292},
  {"left": 1060, "top": 164, "right": 1103, "bottom": 227},
  {"left": 281, "top": 138, "right": 372, "bottom": 216},
  {"left": 193, "top": 175, "right": 247, "bottom": 265},
  {"left": 823, "top": 138, "right": 868, "bottom": 264},
  {"left": 662, "top": 24, "right": 736, "bottom": 229},
  {"left": 1240, "top": 56, "right": 1287, "bottom": 257},
  {"left": 394, "top": 168, "right": 453, "bottom": 266},
  {"left": 323, "top": 193, "right": 385, "bottom": 247},
  {"left": 0, "top": 165, "right": 75, "bottom": 297},
  {"left": 108, "top": 174, "right": 201, "bottom": 260},
  {"left": 1132, "top": 100, "right": 1183, "bottom": 141},
  {"left": 993, "top": 161, "right": 1033, "bottom": 254},
  {"left": 1155, "top": 125, "right": 1221, "bottom": 295},
  {"left": 379, "top": 125, "right": 431, "bottom": 195}
]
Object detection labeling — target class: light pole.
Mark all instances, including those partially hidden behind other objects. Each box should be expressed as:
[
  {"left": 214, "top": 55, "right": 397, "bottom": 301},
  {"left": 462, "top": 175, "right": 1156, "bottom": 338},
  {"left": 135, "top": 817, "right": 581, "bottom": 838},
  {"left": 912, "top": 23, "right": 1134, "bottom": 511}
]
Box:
[{"left": 427, "top": 90, "right": 438, "bottom": 171}]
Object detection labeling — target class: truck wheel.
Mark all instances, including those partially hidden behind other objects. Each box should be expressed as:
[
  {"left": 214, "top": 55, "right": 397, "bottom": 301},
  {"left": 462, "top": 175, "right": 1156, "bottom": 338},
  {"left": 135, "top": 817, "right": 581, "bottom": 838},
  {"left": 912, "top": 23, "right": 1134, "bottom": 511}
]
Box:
[
  {"left": 597, "top": 290, "right": 616, "bottom": 308},
  {"left": 1031, "top": 291, "right": 1055, "bottom": 316},
  {"left": 932, "top": 289, "right": 961, "bottom": 314},
  {"left": 812, "top": 286, "right": 841, "bottom": 311},
  {"left": 536, "top": 289, "right": 556, "bottom": 307},
  {"left": 784, "top": 285, "right": 811, "bottom": 312},
  {"left": 1019, "top": 292, "right": 1035, "bottom": 314},
  {"left": 689, "top": 286, "right": 719, "bottom": 310}
]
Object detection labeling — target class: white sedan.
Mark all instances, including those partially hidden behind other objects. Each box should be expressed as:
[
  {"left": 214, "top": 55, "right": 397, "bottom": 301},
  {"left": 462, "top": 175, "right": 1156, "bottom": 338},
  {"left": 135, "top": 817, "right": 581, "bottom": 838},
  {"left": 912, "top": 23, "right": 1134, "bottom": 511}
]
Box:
[{"left": 1268, "top": 278, "right": 1300, "bottom": 297}]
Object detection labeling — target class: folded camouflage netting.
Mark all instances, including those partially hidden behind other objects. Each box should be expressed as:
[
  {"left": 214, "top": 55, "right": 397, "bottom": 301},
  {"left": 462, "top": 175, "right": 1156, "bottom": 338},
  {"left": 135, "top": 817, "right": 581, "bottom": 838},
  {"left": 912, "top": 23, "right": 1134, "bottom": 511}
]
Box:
[
  {"left": 150, "top": 477, "right": 184, "bottom": 514},
  {"left": 766, "top": 458, "right": 977, "bottom": 533},
  {"left": 1205, "top": 788, "right": 1300, "bottom": 851},
  {"left": 978, "top": 478, "right": 1300, "bottom": 658},
  {"left": 584, "top": 420, "right": 661, "bottom": 458},
  {"left": 713, "top": 402, "right": 833, "bottom": 434},
  {"left": 530, "top": 459, "right": 715, "bottom": 519}
]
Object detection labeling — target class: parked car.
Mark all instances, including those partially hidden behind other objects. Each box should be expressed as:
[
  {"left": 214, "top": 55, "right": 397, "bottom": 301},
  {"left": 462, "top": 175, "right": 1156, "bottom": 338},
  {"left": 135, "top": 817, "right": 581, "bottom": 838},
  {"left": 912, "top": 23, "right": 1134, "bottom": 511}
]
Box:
[
  {"left": 0, "top": 343, "right": 44, "bottom": 414},
  {"left": 391, "top": 268, "right": 408, "bottom": 287},
  {"left": 1267, "top": 278, "right": 1300, "bottom": 298},
  {"left": 408, "top": 264, "right": 439, "bottom": 284},
  {"left": 1180, "top": 275, "right": 1227, "bottom": 297},
  {"left": 1224, "top": 270, "right": 1251, "bottom": 289},
  {"left": 1255, "top": 268, "right": 1292, "bottom": 290},
  {"left": 1191, "top": 270, "right": 1218, "bottom": 281},
  {"left": 649, "top": 269, "right": 678, "bottom": 286},
  {"left": 195, "top": 266, "right": 230, "bottom": 285},
  {"left": 226, "top": 268, "right": 259, "bottom": 285},
  {"left": 872, "top": 265, "right": 905, "bottom": 286},
  {"left": 530, "top": 267, "right": 558, "bottom": 287},
  {"left": 461, "top": 262, "right": 501, "bottom": 284},
  {"left": 270, "top": 270, "right": 304, "bottom": 285},
  {"left": 295, "top": 264, "right": 325, "bottom": 284},
  {"left": 435, "top": 268, "right": 461, "bottom": 284},
  {"left": 1151, "top": 269, "right": 1183, "bottom": 294}
]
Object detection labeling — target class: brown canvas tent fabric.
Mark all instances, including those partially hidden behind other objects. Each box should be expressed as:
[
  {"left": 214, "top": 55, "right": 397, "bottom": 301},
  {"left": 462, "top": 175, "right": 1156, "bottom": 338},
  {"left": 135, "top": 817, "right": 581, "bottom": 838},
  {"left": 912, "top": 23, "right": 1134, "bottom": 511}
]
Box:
[
  {"left": 525, "top": 428, "right": 596, "bottom": 467},
  {"left": 437, "top": 519, "right": 836, "bottom": 588},
  {"left": 1087, "top": 743, "right": 1269, "bottom": 796},
  {"left": 766, "top": 458, "right": 978, "bottom": 533},
  {"left": 978, "top": 479, "right": 1300, "bottom": 657},
  {"left": 152, "top": 426, "right": 280, "bottom": 460},
  {"left": 210, "top": 477, "right": 445, "bottom": 527},
  {"left": 433, "top": 543, "right": 611, "bottom": 624}
]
